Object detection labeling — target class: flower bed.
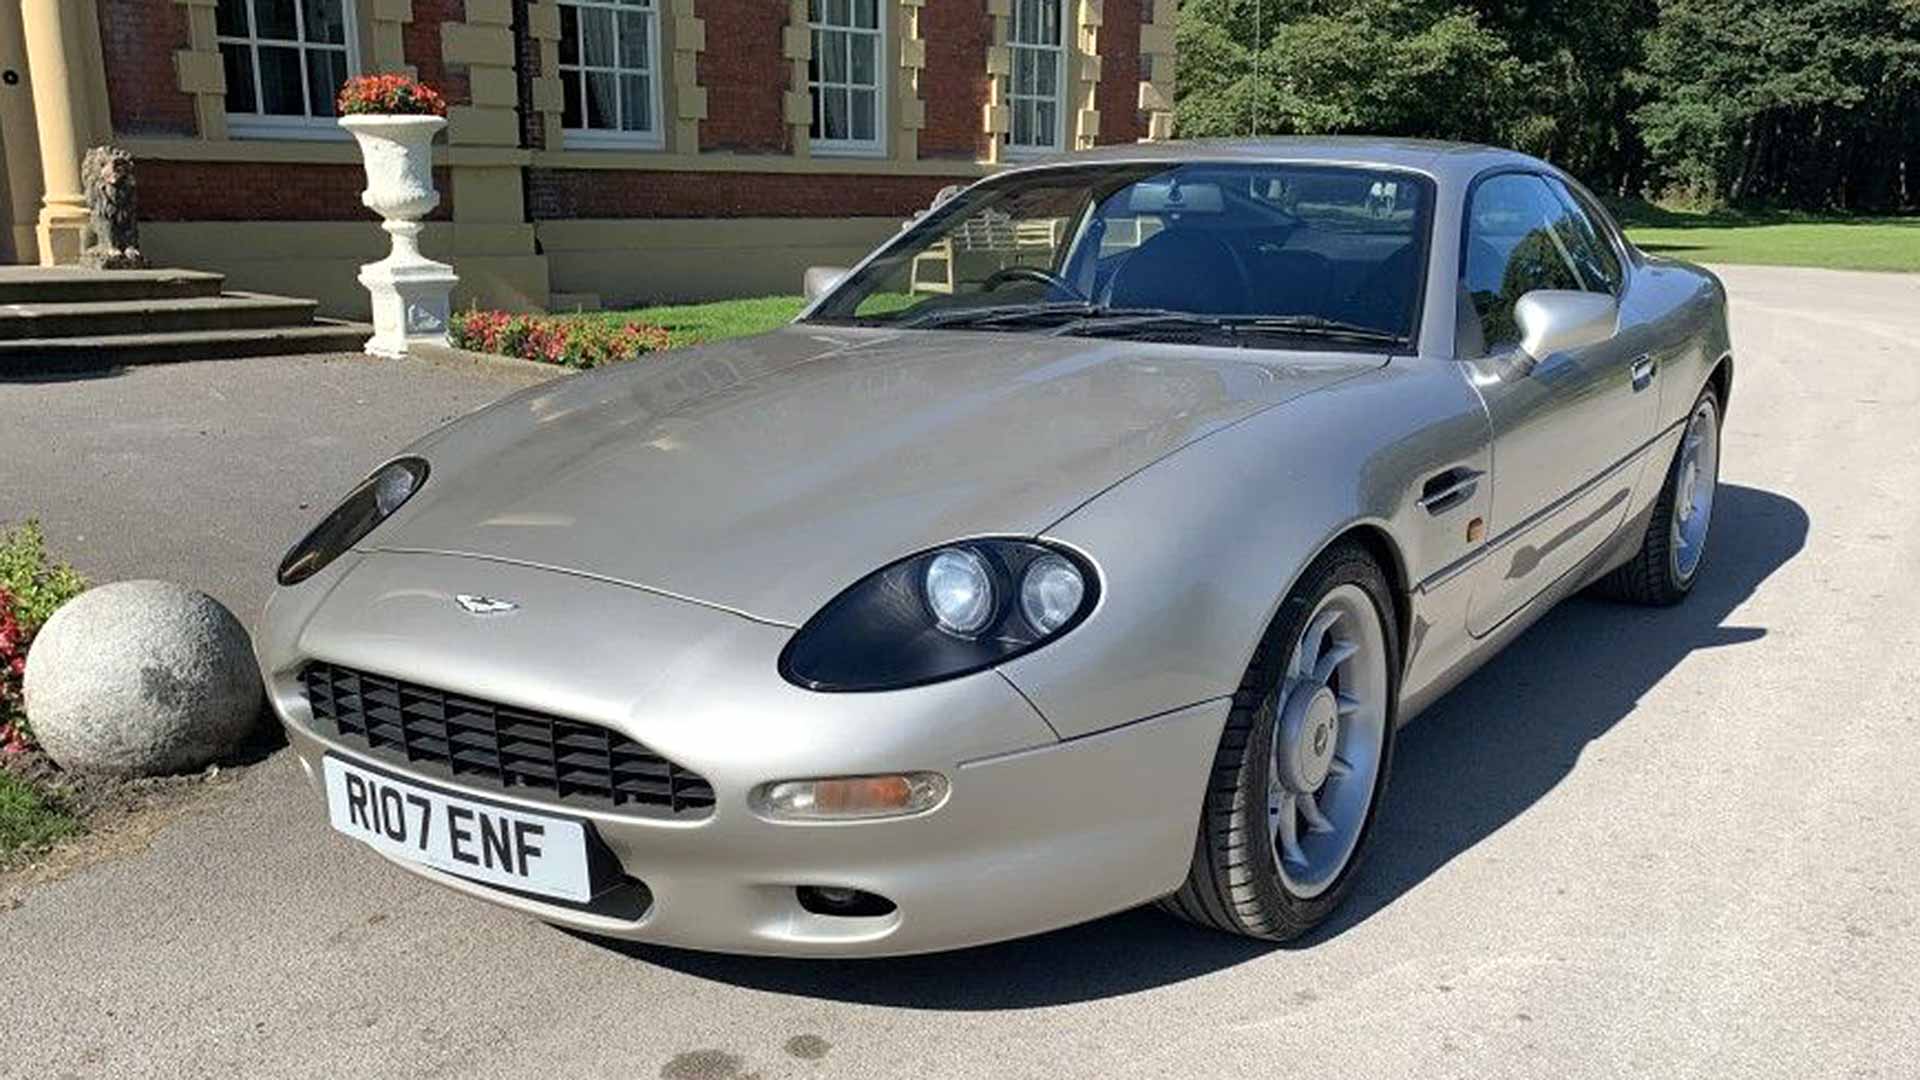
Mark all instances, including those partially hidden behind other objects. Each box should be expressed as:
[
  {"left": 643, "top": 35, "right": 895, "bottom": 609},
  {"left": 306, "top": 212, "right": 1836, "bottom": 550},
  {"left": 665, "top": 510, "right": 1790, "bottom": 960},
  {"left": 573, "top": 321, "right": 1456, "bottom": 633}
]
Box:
[
  {"left": 0, "top": 522, "right": 87, "bottom": 753},
  {"left": 450, "top": 310, "right": 674, "bottom": 369}
]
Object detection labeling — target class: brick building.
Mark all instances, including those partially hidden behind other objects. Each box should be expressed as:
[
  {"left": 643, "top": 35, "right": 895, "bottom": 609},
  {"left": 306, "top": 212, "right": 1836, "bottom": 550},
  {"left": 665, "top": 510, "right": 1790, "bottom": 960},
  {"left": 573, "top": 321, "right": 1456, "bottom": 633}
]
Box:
[{"left": 0, "top": 0, "right": 1177, "bottom": 315}]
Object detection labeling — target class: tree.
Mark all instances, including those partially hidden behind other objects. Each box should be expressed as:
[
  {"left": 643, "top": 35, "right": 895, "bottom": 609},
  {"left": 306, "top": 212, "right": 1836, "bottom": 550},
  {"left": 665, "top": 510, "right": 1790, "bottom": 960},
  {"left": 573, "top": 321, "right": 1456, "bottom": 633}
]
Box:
[
  {"left": 1176, "top": 1, "right": 1521, "bottom": 149},
  {"left": 1636, "top": 0, "right": 1920, "bottom": 209},
  {"left": 1172, "top": 0, "right": 1920, "bottom": 210}
]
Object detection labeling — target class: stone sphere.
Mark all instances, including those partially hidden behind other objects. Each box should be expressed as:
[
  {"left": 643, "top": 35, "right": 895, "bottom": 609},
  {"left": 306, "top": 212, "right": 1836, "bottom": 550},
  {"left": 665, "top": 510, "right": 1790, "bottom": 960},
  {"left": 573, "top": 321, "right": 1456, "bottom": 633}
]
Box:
[{"left": 23, "top": 581, "right": 262, "bottom": 776}]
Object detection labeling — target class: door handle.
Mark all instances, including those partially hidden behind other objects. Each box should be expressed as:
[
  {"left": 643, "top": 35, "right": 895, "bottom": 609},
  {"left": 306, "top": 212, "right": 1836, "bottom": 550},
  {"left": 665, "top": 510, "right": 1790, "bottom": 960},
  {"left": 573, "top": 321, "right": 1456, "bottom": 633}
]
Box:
[
  {"left": 1630, "top": 354, "right": 1657, "bottom": 392},
  {"left": 1418, "top": 467, "right": 1483, "bottom": 514}
]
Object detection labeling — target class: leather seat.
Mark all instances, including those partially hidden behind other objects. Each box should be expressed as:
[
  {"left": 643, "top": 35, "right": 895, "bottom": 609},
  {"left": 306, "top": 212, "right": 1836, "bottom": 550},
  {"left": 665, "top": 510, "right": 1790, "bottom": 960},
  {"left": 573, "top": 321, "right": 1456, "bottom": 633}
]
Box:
[{"left": 1103, "top": 229, "right": 1249, "bottom": 314}]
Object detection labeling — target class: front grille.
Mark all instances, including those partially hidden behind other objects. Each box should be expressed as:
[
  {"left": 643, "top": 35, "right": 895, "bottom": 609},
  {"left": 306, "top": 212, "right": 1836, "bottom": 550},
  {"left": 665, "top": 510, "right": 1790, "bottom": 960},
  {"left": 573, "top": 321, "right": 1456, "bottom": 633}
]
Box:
[{"left": 302, "top": 662, "right": 715, "bottom": 818}]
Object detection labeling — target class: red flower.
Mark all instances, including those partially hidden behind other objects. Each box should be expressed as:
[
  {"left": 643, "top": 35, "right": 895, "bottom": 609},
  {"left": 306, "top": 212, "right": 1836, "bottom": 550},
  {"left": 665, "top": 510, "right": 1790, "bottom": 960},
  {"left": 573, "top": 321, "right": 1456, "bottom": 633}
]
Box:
[
  {"left": 0, "top": 586, "right": 28, "bottom": 748},
  {"left": 337, "top": 74, "right": 448, "bottom": 118}
]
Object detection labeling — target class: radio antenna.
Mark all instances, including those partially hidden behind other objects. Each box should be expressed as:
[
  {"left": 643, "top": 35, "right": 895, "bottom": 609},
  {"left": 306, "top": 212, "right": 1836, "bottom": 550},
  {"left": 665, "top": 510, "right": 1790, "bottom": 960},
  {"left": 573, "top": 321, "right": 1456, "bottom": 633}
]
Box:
[{"left": 1251, "top": 0, "right": 1264, "bottom": 136}]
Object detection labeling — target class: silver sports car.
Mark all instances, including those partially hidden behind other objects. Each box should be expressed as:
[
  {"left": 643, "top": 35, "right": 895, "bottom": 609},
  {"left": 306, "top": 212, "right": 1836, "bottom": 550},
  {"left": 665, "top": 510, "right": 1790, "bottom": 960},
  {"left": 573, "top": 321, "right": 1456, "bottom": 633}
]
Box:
[{"left": 260, "top": 138, "right": 1731, "bottom": 956}]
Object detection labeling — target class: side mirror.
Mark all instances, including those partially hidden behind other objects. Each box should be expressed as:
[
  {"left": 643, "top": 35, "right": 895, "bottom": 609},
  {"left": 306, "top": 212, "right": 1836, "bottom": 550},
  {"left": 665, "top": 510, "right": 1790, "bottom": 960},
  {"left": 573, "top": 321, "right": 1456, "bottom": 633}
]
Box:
[
  {"left": 804, "top": 266, "right": 849, "bottom": 302},
  {"left": 1514, "top": 290, "right": 1619, "bottom": 361}
]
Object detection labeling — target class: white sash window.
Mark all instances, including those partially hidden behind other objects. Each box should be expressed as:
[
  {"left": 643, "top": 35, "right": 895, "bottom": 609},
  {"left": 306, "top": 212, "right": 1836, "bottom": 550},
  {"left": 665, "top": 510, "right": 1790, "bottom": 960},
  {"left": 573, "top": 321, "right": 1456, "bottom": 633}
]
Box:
[
  {"left": 216, "top": 0, "right": 359, "bottom": 138},
  {"left": 809, "top": 0, "right": 886, "bottom": 156},
  {"left": 1007, "top": 0, "right": 1065, "bottom": 154},
  {"left": 559, "top": 0, "right": 665, "bottom": 148}
]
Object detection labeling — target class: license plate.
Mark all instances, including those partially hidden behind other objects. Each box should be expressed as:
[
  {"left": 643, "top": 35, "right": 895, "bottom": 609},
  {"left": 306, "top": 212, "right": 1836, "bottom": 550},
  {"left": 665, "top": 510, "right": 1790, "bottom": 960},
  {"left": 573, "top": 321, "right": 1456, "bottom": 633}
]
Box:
[{"left": 323, "top": 755, "right": 595, "bottom": 902}]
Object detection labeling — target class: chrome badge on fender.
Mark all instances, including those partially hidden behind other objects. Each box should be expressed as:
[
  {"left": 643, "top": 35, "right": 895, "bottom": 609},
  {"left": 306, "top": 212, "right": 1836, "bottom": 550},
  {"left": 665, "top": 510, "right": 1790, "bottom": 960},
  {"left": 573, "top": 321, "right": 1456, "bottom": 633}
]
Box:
[{"left": 454, "top": 594, "right": 519, "bottom": 616}]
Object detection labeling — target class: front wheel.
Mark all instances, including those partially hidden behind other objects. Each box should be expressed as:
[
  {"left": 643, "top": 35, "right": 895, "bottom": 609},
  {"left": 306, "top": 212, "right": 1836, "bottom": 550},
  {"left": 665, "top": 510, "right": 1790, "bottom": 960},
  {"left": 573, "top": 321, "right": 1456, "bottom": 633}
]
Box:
[
  {"left": 1594, "top": 386, "right": 1722, "bottom": 606},
  {"left": 1159, "top": 543, "right": 1399, "bottom": 941}
]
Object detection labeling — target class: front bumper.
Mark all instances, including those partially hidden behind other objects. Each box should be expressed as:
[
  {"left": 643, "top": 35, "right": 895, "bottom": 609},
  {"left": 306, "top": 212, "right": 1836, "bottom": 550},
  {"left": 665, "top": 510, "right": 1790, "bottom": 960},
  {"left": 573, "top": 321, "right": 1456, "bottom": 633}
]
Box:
[{"left": 262, "top": 551, "right": 1229, "bottom": 956}]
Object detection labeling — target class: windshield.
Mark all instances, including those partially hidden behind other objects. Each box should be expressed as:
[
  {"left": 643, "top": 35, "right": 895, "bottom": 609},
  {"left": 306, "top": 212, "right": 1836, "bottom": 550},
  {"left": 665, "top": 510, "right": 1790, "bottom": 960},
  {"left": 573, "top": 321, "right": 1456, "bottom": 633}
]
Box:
[{"left": 806, "top": 162, "right": 1433, "bottom": 347}]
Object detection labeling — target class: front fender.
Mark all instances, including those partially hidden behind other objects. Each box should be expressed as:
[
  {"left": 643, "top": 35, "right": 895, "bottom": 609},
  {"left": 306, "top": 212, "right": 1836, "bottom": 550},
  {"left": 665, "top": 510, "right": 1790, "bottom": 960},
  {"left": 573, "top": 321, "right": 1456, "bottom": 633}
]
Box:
[{"left": 1000, "top": 358, "right": 1491, "bottom": 739}]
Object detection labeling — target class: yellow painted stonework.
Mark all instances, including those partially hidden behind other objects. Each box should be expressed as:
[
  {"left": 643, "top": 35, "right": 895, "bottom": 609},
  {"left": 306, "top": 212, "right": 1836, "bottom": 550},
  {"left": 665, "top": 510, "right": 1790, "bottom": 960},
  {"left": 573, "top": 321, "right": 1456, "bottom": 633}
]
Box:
[
  {"left": 1073, "top": 0, "right": 1102, "bottom": 150},
  {"left": 1138, "top": 0, "right": 1175, "bottom": 141},
  {"left": 786, "top": 0, "right": 812, "bottom": 157},
  {"left": 670, "top": 1, "right": 707, "bottom": 151},
  {"left": 895, "top": 0, "right": 924, "bottom": 162}
]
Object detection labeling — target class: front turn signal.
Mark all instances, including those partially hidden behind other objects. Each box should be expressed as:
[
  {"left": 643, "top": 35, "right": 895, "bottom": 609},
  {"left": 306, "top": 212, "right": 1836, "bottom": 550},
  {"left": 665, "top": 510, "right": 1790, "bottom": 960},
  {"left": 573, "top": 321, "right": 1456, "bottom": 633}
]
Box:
[{"left": 750, "top": 773, "right": 949, "bottom": 821}]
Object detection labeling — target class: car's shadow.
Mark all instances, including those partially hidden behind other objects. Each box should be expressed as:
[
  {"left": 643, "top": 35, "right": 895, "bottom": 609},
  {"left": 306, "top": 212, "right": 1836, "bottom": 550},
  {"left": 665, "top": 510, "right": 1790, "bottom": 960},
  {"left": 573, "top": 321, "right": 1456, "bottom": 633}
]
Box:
[{"left": 579, "top": 483, "right": 1808, "bottom": 1008}]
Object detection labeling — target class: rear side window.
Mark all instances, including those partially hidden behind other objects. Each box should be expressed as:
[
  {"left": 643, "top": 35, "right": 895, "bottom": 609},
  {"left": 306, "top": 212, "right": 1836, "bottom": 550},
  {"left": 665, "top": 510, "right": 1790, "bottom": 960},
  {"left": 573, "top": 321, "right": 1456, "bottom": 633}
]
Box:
[
  {"left": 1460, "top": 173, "right": 1583, "bottom": 354},
  {"left": 1545, "top": 177, "right": 1624, "bottom": 295}
]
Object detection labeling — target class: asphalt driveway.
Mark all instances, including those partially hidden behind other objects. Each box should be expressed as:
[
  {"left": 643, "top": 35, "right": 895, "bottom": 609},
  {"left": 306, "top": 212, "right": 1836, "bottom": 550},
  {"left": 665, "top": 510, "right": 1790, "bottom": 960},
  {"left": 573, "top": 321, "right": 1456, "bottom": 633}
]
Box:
[
  {"left": 1, "top": 266, "right": 1917, "bottom": 1079},
  {"left": 1, "top": 351, "right": 548, "bottom": 627}
]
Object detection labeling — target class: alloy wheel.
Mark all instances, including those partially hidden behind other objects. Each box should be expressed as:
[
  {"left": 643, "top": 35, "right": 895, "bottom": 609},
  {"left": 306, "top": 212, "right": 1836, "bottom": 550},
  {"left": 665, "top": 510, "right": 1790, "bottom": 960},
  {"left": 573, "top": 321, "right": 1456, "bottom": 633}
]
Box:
[{"left": 1267, "top": 583, "right": 1390, "bottom": 899}]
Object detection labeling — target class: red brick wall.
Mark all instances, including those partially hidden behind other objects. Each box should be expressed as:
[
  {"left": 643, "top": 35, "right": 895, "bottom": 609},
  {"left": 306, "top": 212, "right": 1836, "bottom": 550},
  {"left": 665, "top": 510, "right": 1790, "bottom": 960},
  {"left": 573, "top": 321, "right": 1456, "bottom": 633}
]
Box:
[
  {"left": 136, "top": 161, "right": 454, "bottom": 221},
  {"left": 1098, "top": 0, "right": 1147, "bottom": 144},
  {"left": 97, "top": 0, "right": 197, "bottom": 136},
  {"left": 109, "top": 6, "right": 1159, "bottom": 224},
  {"left": 919, "top": 0, "right": 992, "bottom": 160},
  {"left": 527, "top": 169, "right": 968, "bottom": 219},
  {"left": 408, "top": 0, "right": 472, "bottom": 106},
  {"left": 697, "top": 0, "right": 789, "bottom": 153}
]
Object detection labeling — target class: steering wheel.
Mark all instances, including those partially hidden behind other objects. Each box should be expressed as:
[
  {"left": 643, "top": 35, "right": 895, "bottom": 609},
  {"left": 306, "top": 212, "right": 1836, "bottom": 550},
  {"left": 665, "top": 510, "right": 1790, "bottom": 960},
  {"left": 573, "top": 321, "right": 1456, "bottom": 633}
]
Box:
[{"left": 981, "top": 265, "right": 1081, "bottom": 298}]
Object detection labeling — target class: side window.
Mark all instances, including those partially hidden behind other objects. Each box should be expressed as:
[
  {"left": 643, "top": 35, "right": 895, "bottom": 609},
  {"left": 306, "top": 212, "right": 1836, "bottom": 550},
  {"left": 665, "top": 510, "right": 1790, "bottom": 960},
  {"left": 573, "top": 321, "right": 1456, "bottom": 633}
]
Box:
[
  {"left": 1536, "top": 176, "right": 1628, "bottom": 295},
  {"left": 1545, "top": 177, "right": 1624, "bottom": 295},
  {"left": 1461, "top": 173, "right": 1584, "bottom": 355}
]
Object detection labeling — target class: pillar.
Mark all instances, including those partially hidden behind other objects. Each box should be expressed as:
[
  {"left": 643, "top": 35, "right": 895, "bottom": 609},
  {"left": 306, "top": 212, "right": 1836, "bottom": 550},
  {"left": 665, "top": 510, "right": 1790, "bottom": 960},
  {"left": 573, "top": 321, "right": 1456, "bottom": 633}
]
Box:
[{"left": 19, "top": 0, "right": 91, "bottom": 264}]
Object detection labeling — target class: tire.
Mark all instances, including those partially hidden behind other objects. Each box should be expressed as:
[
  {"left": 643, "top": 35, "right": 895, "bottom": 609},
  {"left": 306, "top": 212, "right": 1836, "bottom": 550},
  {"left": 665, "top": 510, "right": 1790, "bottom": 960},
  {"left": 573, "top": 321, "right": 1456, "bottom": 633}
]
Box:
[
  {"left": 1159, "top": 542, "right": 1401, "bottom": 941},
  {"left": 1593, "top": 385, "right": 1722, "bottom": 606}
]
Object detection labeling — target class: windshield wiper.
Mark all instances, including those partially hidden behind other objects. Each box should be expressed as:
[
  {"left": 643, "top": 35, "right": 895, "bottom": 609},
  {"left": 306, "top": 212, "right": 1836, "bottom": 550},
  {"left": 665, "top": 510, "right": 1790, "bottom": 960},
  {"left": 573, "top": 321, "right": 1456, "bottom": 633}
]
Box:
[
  {"left": 1221, "top": 314, "right": 1404, "bottom": 344},
  {"left": 1053, "top": 309, "right": 1403, "bottom": 346},
  {"left": 897, "top": 301, "right": 1098, "bottom": 330}
]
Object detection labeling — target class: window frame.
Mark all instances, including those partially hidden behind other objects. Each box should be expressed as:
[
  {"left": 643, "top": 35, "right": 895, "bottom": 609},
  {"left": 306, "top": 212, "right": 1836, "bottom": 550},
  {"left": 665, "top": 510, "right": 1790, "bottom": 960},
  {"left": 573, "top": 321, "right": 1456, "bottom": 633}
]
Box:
[
  {"left": 217, "top": 0, "right": 362, "bottom": 141},
  {"left": 557, "top": 0, "right": 667, "bottom": 150},
  {"left": 1005, "top": 0, "right": 1068, "bottom": 157},
  {"left": 808, "top": 0, "right": 889, "bottom": 158}
]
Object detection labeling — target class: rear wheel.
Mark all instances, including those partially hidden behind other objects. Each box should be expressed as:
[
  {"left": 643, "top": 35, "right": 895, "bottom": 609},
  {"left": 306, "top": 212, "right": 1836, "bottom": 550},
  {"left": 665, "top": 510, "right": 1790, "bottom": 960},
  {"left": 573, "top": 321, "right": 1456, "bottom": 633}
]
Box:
[
  {"left": 1160, "top": 544, "right": 1399, "bottom": 940},
  {"left": 1594, "top": 386, "right": 1721, "bottom": 606}
]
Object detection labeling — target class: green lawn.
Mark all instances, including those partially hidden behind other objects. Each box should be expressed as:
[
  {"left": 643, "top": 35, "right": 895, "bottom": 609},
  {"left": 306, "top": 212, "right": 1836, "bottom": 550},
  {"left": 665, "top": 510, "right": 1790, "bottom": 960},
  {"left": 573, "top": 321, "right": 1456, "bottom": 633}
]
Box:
[
  {"left": 0, "top": 770, "right": 77, "bottom": 865},
  {"left": 561, "top": 295, "right": 807, "bottom": 349},
  {"left": 1614, "top": 202, "right": 1920, "bottom": 273}
]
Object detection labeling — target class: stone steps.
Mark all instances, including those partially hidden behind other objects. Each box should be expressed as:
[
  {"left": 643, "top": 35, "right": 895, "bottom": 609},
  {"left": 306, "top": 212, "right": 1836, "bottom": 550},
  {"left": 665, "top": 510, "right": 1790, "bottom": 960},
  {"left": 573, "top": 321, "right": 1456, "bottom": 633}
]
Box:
[
  {"left": 0, "top": 265, "right": 368, "bottom": 369},
  {"left": 0, "top": 292, "right": 322, "bottom": 340},
  {"left": 0, "top": 266, "right": 225, "bottom": 304},
  {"left": 0, "top": 321, "right": 372, "bottom": 369}
]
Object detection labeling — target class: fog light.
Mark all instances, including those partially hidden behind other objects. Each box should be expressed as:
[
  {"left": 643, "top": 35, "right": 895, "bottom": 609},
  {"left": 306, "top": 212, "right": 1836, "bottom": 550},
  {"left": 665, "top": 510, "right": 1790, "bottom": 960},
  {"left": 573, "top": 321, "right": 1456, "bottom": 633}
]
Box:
[
  {"left": 796, "top": 885, "right": 897, "bottom": 917},
  {"left": 751, "top": 772, "right": 949, "bottom": 820}
]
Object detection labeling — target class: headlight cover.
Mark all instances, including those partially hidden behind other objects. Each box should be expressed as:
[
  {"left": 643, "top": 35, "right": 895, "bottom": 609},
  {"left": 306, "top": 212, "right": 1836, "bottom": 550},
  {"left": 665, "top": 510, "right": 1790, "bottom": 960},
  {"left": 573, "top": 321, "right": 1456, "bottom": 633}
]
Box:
[
  {"left": 276, "top": 457, "right": 429, "bottom": 586},
  {"left": 779, "top": 539, "right": 1097, "bottom": 692}
]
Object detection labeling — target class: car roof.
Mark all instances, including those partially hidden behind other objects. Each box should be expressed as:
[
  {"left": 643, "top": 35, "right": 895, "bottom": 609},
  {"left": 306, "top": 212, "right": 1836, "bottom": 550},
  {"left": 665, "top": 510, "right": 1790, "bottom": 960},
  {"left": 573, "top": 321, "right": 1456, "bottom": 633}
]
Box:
[{"left": 1011, "top": 136, "right": 1545, "bottom": 188}]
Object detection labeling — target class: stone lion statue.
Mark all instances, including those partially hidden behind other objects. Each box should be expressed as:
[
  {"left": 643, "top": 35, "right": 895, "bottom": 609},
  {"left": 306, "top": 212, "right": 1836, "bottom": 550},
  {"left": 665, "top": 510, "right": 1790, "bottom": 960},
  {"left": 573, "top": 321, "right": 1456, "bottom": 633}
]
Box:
[{"left": 81, "top": 145, "right": 147, "bottom": 270}]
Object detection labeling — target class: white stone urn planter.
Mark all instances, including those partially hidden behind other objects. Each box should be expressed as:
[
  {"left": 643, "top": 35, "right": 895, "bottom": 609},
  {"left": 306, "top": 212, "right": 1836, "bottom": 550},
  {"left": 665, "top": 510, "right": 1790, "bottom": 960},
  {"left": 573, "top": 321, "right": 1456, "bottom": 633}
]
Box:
[{"left": 340, "top": 114, "right": 457, "bottom": 358}]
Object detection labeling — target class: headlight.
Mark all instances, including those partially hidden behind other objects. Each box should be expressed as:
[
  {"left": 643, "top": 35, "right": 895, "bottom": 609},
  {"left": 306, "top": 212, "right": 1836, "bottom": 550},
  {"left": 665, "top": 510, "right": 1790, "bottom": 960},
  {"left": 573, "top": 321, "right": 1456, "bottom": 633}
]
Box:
[
  {"left": 276, "top": 457, "right": 429, "bottom": 586},
  {"left": 924, "top": 547, "right": 995, "bottom": 636},
  {"left": 779, "top": 539, "right": 1097, "bottom": 692},
  {"left": 1019, "top": 553, "right": 1085, "bottom": 634}
]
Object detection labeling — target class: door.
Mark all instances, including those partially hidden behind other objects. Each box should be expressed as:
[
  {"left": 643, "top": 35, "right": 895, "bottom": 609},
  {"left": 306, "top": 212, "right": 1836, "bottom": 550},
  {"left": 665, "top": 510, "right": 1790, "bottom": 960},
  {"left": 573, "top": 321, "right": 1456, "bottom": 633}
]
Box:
[{"left": 1460, "top": 171, "right": 1656, "bottom": 636}]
